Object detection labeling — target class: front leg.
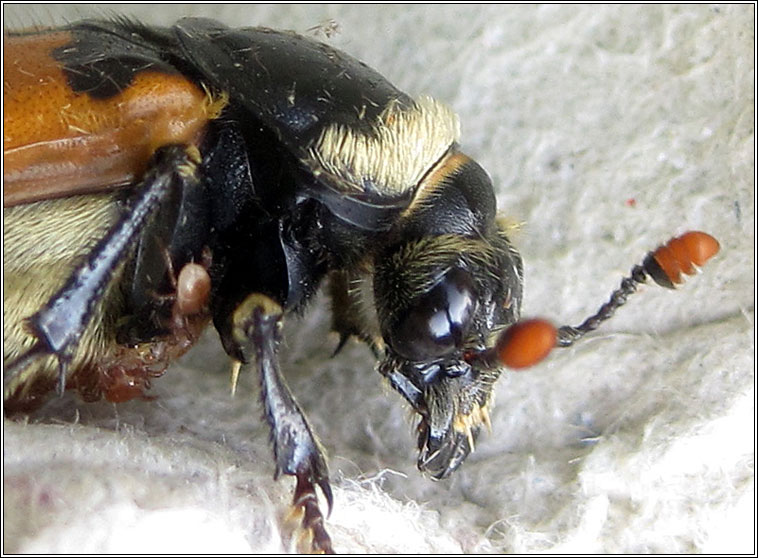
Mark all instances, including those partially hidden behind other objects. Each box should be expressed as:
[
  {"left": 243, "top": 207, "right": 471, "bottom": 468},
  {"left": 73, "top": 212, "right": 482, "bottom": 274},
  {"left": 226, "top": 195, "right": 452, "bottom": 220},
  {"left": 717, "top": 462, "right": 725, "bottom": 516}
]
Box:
[
  {"left": 231, "top": 294, "right": 334, "bottom": 554},
  {"left": 327, "top": 270, "right": 384, "bottom": 357}
]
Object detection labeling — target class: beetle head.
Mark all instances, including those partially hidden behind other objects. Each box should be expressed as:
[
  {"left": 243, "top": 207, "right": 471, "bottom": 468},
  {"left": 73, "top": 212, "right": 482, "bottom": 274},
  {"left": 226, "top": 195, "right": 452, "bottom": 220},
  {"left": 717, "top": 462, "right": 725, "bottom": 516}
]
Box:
[{"left": 374, "top": 155, "right": 523, "bottom": 478}]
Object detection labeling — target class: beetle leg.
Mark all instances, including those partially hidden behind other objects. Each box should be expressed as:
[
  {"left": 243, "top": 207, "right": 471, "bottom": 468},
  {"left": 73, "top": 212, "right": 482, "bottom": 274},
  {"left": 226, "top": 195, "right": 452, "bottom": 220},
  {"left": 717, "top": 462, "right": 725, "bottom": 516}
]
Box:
[
  {"left": 327, "top": 270, "right": 384, "bottom": 358},
  {"left": 231, "top": 293, "right": 334, "bottom": 554},
  {"left": 3, "top": 145, "right": 203, "bottom": 396}
]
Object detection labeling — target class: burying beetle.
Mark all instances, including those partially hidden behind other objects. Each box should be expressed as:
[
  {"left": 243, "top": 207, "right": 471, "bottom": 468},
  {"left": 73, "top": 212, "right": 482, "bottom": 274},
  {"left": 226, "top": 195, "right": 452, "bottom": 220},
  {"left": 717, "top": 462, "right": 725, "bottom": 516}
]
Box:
[{"left": 3, "top": 18, "right": 719, "bottom": 552}]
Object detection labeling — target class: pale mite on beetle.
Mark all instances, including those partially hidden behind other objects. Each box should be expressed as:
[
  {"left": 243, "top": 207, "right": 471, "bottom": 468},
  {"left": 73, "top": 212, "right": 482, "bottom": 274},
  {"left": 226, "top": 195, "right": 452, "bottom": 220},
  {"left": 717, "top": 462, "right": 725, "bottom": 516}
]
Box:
[{"left": 3, "top": 18, "right": 720, "bottom": 553}]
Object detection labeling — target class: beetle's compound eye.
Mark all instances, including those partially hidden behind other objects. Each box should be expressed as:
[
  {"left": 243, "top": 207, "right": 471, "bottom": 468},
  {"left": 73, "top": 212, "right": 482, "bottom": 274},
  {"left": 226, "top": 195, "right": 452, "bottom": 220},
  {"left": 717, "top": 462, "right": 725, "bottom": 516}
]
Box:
[{"left": 388, "top": 268, "right": 478, "bottom": 361}]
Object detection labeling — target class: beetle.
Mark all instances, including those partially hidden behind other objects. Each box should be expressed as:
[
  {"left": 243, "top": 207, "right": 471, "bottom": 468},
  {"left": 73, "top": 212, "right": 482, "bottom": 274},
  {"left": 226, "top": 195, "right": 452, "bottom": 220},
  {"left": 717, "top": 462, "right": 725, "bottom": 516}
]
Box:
[{"left": 3, "top": 18, "right": 719, "bottom": 553}]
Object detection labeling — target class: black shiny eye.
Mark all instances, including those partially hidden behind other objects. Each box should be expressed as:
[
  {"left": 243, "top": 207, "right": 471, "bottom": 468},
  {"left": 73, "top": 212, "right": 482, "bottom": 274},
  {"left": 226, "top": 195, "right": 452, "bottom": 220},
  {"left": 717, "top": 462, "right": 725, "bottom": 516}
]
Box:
[{"left": 388, "top": 268, "right": 478, "bottom": 361}]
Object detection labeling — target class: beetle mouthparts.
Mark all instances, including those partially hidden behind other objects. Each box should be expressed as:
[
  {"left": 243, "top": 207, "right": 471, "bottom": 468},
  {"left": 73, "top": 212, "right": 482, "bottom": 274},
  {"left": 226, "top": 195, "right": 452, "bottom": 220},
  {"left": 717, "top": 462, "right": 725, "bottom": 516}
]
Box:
[{"left": 417, "top": 420, "right": 478, "bottom": 480}]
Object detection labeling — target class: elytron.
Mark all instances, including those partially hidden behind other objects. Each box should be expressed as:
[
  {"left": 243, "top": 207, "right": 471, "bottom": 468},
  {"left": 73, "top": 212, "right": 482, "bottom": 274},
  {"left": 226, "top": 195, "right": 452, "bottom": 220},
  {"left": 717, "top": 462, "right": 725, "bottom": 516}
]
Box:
[{"left": 3, "top": 18, "right": 719, "bottom": 552}]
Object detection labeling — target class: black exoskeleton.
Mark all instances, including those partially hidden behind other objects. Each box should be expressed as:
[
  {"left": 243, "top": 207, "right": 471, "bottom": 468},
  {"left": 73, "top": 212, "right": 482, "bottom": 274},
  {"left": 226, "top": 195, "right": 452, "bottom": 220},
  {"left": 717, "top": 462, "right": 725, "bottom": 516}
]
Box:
[{"left": 5, "top": 18, "right": 526, "bottom": 552}]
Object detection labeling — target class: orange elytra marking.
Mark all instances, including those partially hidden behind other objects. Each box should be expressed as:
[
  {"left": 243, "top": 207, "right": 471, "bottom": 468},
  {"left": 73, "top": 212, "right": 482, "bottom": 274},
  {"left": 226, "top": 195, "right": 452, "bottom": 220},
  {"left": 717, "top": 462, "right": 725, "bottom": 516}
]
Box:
[
  {"left": 495, "top": 318, "right": 557, "bottom": 369},
  {"left": 3, "top": 30, "right": 222, "bottom": 207}
]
